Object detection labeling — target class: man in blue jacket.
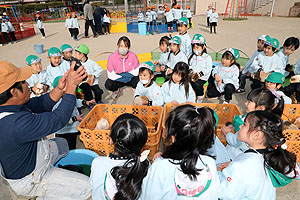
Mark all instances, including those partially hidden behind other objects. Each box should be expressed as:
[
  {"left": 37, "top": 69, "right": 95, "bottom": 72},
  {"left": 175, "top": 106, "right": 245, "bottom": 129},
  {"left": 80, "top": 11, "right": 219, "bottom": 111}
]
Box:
[{"left": 0, "top": 61, "right": 91, "bottom": 199}]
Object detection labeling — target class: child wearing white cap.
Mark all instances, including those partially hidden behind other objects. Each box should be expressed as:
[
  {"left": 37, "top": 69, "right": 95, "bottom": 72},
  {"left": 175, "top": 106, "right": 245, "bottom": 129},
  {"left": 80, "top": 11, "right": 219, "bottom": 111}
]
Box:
[{"left": 237, "top": 34, "right": 267, "bottom": 93}]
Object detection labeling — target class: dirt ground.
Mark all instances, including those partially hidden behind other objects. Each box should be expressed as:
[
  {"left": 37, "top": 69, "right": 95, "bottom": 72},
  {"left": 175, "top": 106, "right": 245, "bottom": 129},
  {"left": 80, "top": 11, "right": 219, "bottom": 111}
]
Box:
[{"left": 0, "top": 15, "right": 300, "bottom": 199}]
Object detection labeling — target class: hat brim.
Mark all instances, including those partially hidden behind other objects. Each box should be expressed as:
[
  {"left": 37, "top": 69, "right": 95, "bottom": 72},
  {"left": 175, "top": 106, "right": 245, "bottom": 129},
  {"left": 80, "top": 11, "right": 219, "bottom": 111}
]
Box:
[{"left": 16, "top": 66, "right": 33, "bottom": 82}]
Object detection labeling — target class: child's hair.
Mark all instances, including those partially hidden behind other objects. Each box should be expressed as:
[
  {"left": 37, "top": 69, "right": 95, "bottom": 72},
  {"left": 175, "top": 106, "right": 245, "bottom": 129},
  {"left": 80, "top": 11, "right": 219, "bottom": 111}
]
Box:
[
  {"left": 163, "top": 105, "right": 216, "bottom": 180},
  {"left": 245, "top": 111, "right": 296, "bottom": 176},
  {"left": 110, "top": 113, "right": 149, "bottom": 200},
  {"left": 169, "top": 62, "right": 190, "bottom": 98},
  {"left": 159, "top": 36, "right": 171, "bottom": 46},
  {"left": 222, "top": 51, "right": 240, "bottom": 69},
  {"left": 188, "top": 43, "right": 207, "bottom": 65},
  {"left": 139, "top": 67, "right": 154, "bottom": 76},
  {"left": 264, "top": 43, "right": 276, "bottom": 52},
  {"left": 247, "top": 88, "right": 284, "bottom": 116},
  {"left": 117, "top": 36, "right": 131, "bottom": 48},
  {"left": 167, "top": 43, "right": 180, "bottom": 61},
  {"left": 283, "top": 37, "right": 299, "bottom": 50}
]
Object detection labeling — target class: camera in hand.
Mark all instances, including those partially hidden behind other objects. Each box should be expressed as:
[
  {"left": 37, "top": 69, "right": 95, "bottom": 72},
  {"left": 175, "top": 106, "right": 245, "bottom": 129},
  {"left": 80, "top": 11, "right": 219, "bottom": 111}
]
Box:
[{"left": 70, "top": 57, "right": 87, "bottom": 81}]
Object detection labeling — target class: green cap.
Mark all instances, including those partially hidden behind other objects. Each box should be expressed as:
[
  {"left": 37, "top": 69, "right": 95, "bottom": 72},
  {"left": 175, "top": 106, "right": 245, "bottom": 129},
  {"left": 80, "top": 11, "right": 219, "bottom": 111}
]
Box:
[
  {"left": 25, "top": 55, "right": 41, "bottom": 65},
  {"left": 52, "top": 76, "right": 62, "bottom": 88},
  {"left": 75, "top": 44, "right": 89, "bottom": 55},
  {"left": 60, "top": 44, "right": 73, "bottom": 53},
  {"left": 226, "top": 48, "right": 240, "bottom": 60},
  {"left": 48, "top": 47, "right": 61, "bottom": 57},
  {"left": 169, "top": 36, "right": 181, "bottom": 45},
  {"left": 139, "top": 61, "right": 155, "bottom": 72},
  {"left": 177, "top": 17, "right": 188, "bottom": 25},
  {"left": 192, "top": 34, "right": 206, "bottom": 44},
  {"left": 265, "top": 72, "right": 285, "bottom": 84},
  {"left": 265, "top": 36, "right": 279, "bottom": 49}
]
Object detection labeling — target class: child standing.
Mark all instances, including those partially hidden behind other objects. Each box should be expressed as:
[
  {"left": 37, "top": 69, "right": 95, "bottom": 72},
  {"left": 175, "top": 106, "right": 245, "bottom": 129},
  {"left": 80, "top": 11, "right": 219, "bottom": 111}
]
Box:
[
  {"left": 176, "top": 17, "right": 192, "bottom": 57},
  {"left": 91, "top": 113, "right": 150, "bottom": 200},
  {"left": 6, "top": 17, "right": 17, "bottom": 43},
  {"left": 222, "top": 88, "right": 284, "bottom": 160},
  {"left": 218, "top": 110, "right": 297, "bottom": 199},
  {"left": 164, "top": 7, "right": 174, "bottom": 33},
  {"left": 237, "top": 34, "right": 266, "bottom": 93},
  {"left": 60, "top": 44, "right": 74, "bottom": 64},
  {"left": 75, "top": 44, "right": 103, "bottom": 104},
  {"left": 65, "top": 13, "right": 73, "bottom": 38},
  {"left": 1, "top": 18, "right": 11, "bottom": 45},
  {"left": 25, "top": 55, "right": 49, "bottom": 97},
  {"left": 162, "top": 62, "right": 195, "bottom": 105},
  {"left": 250, "top": 35, "right": 284, "bottom": 90},
  {"left": 151, "top": 6, "right": 157, "bottom": 33},
  {"left": 173, "top": 4, "right": 182, "bottom": 24},
  {"left": 185, "top": 5, "right": 192, "bottom": 28},
  {"left": 141, "top": 105, "right": 220, "bottom": 199},
  {"left": 133, "top": 62, "right": 164, "bottom": 106},
  {"left": 36, "top": 14, "right": 46, "bottom": 38},
  {"left": 207, "top": 48, "right": 240, "bottom": 103},
  {"left": 103, "top": 9, "right": 111, "bottom": 35},
  {"left": 145, "top": 7, "right": 153, "bottom": 33},
  {"left": 209, "top": 8, "right": 218, "bottom": 34},
  {"left": 46, "top": 47, "right": 70, "bottom": 86},
  {"left": 163, "top": 36, "right": 188, "bottom": 75},
  {"left": 71, "top": 12, "right": 80, "bottom": 41},
  {"left": 137, "top": 8, "right": 145, "bottom": 23},
  {"left": 206, "top": 5, "right": 212, "bottom": 27},
  {"left": 188, "top": 34, "right": 212, "bottom": 103}
]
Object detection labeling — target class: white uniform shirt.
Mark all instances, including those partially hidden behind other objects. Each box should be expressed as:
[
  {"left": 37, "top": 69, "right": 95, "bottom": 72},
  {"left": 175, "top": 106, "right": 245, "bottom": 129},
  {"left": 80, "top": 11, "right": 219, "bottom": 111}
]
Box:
[
  {"left": 206, "top": 9, "right": 212, "bottom": 17},
  {"left": 209, "top": 12, "right": 219, "bottom": 23},
  {"left": 1, "top": 22, "right": 9, "bottom": 32},
  {"left": 137, "top": 12, "right": 144, "bottom": 22},
  {"left": 189, "top": 53, "right": 212, "bottom": 81},
  {"left": 294, "top": 59, "right": 300, "bottom": 75},
  {"left": 242, "top": 50, "right": 264, "bottom": 74},
  {"left": 151, "top": 11, "right": 157, "bottom": 21},
  {"left": 277, "top": 48, "right": 289, "bottom": 67},
  {"left": 134, "top": 81, "right": 164, "bottom": 106},
  {"left": 145, "top": 11, "right": 152, "bottom": 22},
  {"left": 166, "top": 51, "right": 188, "bottom": 70},
  {"left": 165, "top": 11, "right": 174, "bottom": 22},
  {"left": 176, "top": 32, "right": 192, "bottom": 57},
  {"left": 26, "top": 71, "right": 49, "bottom": 98},
  {"left": 103, "top": 14, "right": 110, "bottom": 23},
  {"left": 162, "top": 80, "right": 195, "bottom": 104},
  {"left": 7, "top": 21, "right": 15, "bottom": 32},
  {"left": 71, "top": 18, "right": 80, "bottom": 28},
  {"left": 82, "top": 58, "right": 103, "bottom": 86},
  {"left": 173, "top": 9, "right": 182, "bottom": 20},
  {"left": 37, "top": 19, "right": 44, "bottom": 29},
  {"left": 159, "top": 51, "right": 169, "bottom": 65},
  {"left": 65, "top": 18, "right": 72, "bottom": 28},
  {"left": 212, "top": 63, "right": 239, "bottom": 92},
  {"left": 46, "top": 60, "right": 70, "bottom": 86},
  {"left": 250, "top": 53, "right": 284, "bottom": 75}
]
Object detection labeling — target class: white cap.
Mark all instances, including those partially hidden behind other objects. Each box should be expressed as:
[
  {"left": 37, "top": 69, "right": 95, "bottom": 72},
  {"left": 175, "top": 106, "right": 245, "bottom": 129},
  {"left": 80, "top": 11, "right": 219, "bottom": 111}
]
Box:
[{"left": 257, "top": 35, "right": 267, "bottom": 41}]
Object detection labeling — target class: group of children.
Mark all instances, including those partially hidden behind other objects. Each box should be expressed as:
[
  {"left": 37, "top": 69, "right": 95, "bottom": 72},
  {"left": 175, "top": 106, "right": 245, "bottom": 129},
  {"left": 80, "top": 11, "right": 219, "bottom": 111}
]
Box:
[
  {"left": 0, "top": 13, "right": 17, "bottom": 46},
  {"left": 65, "top": 12, "right": 80, "bottom": 40}
]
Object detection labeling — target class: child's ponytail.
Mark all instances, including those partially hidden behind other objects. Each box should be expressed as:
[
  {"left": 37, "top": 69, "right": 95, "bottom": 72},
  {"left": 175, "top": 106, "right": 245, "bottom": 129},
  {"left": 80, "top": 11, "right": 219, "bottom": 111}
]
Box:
[
  {"left": 246, "top": 111, "right": 296, "bottom": 176},
  {"left": 109, "top": 114, "right": 149, "bottom": 200}
]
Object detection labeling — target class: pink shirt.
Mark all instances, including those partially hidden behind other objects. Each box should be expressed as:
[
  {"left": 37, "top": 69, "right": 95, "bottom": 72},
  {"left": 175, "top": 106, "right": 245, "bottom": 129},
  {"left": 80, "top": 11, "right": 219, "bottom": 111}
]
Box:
[{"left": 107, "top": 50, "right": 139, "bottom": 74}]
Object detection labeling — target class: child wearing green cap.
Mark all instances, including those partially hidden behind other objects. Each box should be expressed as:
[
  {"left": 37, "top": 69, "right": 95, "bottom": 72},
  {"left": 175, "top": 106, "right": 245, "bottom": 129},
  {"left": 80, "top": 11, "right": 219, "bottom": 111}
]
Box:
[
  {"left": 75, "top": 44, "right": 103, "bottom": 104},
  {"left": 249, "top": 35, "right": 284, "bottom": 90},
  {"left": 207, "top": 48, "right": 240, "bottom": 103},
  {"left": 265, "top": 72, "right": 292, "bottom": 104},
  {"left": 176, "top": 17, "right": 192, "bottom": 57},
  {"left": 133, "top": 61, "right": 164, "bottom": 106},
  {"left": 209, "top": 8, "right": 218, "bottom": 34},
  {"left": 163, "top": 36, "right": 188, "bottom": 75},
  {"left": 25, "top": 55, "right": 49, "bottom": 97},
  {"left": 188, "top": 34, "right": 212, "bottom": 103},
  {"left": 46, "top": 47, "right": 70, "bottom": 86},
  {"left": 60, "top": 44, "right": 74, "bottom": 65}
]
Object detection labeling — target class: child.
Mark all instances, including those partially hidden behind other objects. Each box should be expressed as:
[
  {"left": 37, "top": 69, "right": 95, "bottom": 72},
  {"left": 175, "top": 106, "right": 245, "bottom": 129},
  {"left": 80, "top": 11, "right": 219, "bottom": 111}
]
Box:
[
  {"left": 103, "top": 9, "right": 111, "bottom": 35},
  {"left": 206, "top": 5, "right": 212, "bottom": 27},
  {"left": 151, "top": 6, "right": 157, "bottom": 33},
  {"left": 207, "top": 48, "right": 240, "bottom": 103},
  {"left": 277, "top": 37, "right": 299, "bottom": 76},
  {"left": 6, "top": 17, "right": 17, "bottom": 43},
  {"left": 222, "top": 88, "right": 285, "bottom": 159},
  {"left": 188, "top": 34, "right": 212, "bottom": 103},
  {"left": 237, "top": 34, "right": 267, "bottom": 93},
  {"left": 71, "top": 12, "right": 80, "bottom": 41},
  {"left": 173, "top": 4, "right": 182, "bottom": 24},
  {"left": 91, "top": 113, "right": 150, "bottom": 200},
  {"left": 162, "top": 62, "right": 195, "bottom": 105},
  {"left": 133, "top": 62, "right": 164, "bottom": 106},
  {"left": 209, "top": 8, "right": 218, "bottom": 34},
  {"left": 36, "top": 14, "right": 46, "bottom": 38},
  {"left": 60, "top": 44, "right": 74, "bottom": 64},
  {"left": 1, "top": 18, "right": 11, "bottom": 45},
  {"left": 75, "top": 44, "right": 104, "bottom": 104},
  {"left": 157, "top": 5, "right": 164, "bottom": 15},
  {"left": 46, "top": 47, "right": 70, "bottom": 86},
  {"left": 163, "top": 36, "right": 188, "bottom": 75},
  {"left": 154, "top": 36, "right": 170, "bottom": 71},
  {"left": 284, "top": 59, "right": 300, "bottom": 103},
  {"left": 164, "top": 7, "right": 174, "bottom": 33},
  {"left": 141, "top": 105, "right": 220, "bottom": 199},
  {"left": 25, "top": 55, "right": 49, "bottom": 97},
  {"left": 265, "top": 72, "right": 292, "bottom": 104},
  {"left": 250, "top": 35, "right": 284, "bottom": 90},
  {"left": 65, "top": 13, "right": 73, "bottom": 38},
  {"left": 176, "top": 17, "right": 192, "bottom": 57},
  {"left": 185, "top": 5, "right": 192, "bottom": 28},
  {"left": 218, "top": 110, "right": 297, "bottom": 199},
  {"left": 137, "top": 8, "right": 145, "bottom": 23}
]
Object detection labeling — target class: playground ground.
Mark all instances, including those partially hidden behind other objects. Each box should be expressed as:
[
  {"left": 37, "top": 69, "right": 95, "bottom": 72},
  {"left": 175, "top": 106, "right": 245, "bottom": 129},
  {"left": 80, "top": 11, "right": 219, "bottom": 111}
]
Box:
[{"left": 0, "top": 15, "right": 300, "bottom": 199}]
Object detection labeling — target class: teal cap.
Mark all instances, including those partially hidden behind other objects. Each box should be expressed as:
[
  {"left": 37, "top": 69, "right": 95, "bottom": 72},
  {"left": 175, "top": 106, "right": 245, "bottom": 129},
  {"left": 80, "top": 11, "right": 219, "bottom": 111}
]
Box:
[
  {"left": 226, "top": 48, "right": 240, "bottom": 60},
  {"left": 25, "top": 55, "right": 41, "bottom": 65},
  {"left": 177, "top": 17, "right": 188, "bottom": 25},
  {"left": 48, "top": 47, "right": 61, "bottom": 57},
  {"left": 60, "top": 44, "right": 73, "bottom": 52},
  {"left": 192, "top": 34, "right": 206, "bottom": 44},
  {"left": 139, "top": 61, "right": 155, "bottom": 72},
  {"left": 169, "top": 36, "right": 181, "bottom": 45},
  {"left": 265, "top": 72, "right": 285, "bottom": 84}
]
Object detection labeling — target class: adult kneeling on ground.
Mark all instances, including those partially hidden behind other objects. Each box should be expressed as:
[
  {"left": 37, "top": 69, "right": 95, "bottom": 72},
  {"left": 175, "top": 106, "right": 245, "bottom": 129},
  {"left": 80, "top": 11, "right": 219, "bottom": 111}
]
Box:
[
  {"left": 105, "top": 36, "right": 140, "bottom": 99},
  {"left": 0, "top": 61, "right": 91, "bottom": 199}
]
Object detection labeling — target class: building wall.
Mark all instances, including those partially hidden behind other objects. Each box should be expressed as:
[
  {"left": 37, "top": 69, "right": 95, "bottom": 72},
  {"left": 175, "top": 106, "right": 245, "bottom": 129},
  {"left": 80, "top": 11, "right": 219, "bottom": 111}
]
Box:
[{"left": 195, "top": 0, "right": 236, "bottom": 15}]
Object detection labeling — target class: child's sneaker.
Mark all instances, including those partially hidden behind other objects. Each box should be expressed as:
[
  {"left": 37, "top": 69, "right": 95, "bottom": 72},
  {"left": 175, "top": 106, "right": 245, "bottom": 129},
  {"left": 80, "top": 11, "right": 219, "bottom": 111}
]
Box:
[
  {"left": 236, "top": 88, "right": 245, "bottom": 94},
  {"left": 112, "top": 88, "right": 121, "bottom": 100},
  {"left": 42, "top": 37, "right": 46, "bottom": 39},
  {"left": 8, "top": 42, "right": 12, "bottom": 45}
]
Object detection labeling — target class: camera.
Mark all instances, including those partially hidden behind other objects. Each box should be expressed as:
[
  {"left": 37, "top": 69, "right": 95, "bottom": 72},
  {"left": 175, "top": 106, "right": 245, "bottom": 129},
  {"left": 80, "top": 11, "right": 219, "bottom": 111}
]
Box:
[{"left": 70, "top": 57, "right": 87, "bottom": 81}]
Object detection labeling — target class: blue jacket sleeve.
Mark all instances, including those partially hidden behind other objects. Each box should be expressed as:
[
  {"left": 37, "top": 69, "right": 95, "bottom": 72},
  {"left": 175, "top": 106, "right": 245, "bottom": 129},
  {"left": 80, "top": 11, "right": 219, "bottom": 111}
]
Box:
[{"left": 25, "top": 93, "right": 56, "bottom": 113}]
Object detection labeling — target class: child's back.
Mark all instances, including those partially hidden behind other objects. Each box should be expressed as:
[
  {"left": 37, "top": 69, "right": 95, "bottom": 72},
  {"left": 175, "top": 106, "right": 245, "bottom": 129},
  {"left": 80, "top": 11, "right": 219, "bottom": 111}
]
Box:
[{"left": 65, "top": 18, "right": 72, "bottom": 28}]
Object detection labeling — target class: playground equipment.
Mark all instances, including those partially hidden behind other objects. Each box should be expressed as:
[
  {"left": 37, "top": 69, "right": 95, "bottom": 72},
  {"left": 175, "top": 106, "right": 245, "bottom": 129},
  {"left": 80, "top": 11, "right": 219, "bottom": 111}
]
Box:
[
  {"left": 0, "top": 5, "right": 35, "bottom": 40},
  {"left": 224, "top": 0, "right": 248, "bottom": 20},
  {"left": 38, "top": 7, "right": 73, "bottom": 21}
]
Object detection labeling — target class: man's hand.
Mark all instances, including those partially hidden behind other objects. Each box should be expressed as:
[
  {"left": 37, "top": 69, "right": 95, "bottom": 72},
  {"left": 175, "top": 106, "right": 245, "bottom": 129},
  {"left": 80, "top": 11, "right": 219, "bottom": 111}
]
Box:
[
  {"left": 76, "top": 114, "right": 84, "bottom": 122},
  {"left": 171, "top": 100, "right": 179, "bottom": 106},
  {"left": 65, "top": 62, "right": 87, "bottom": 95},
  {"left": 221, "top": 125, "right": 234, "bottom": 136}
]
